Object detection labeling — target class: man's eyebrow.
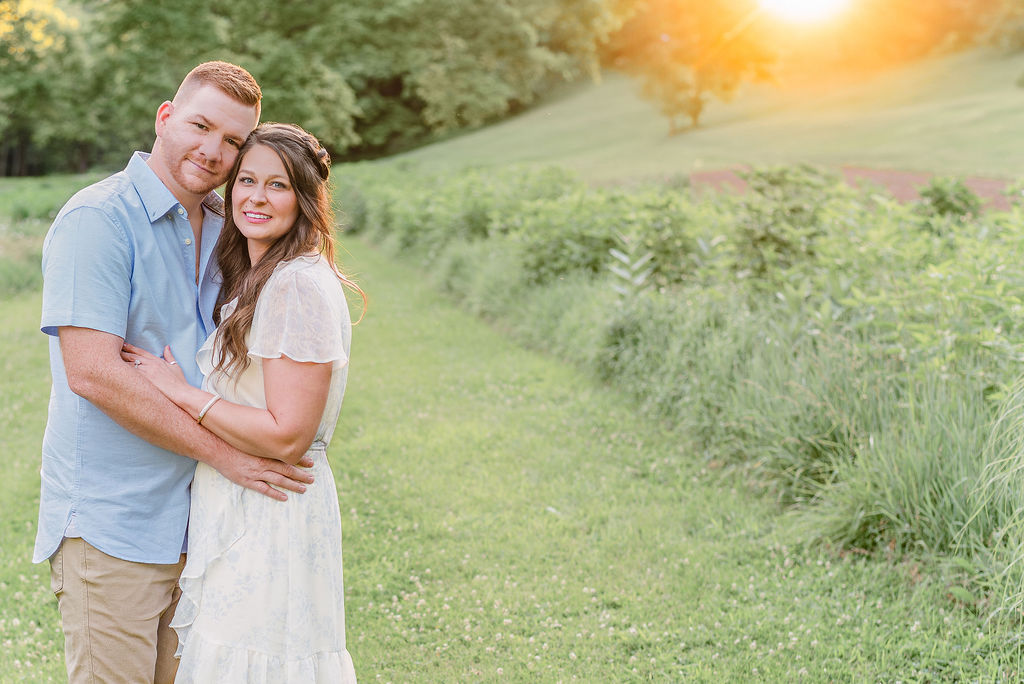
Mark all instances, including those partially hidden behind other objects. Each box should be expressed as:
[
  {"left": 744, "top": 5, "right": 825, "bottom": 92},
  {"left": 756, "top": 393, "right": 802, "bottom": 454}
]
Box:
[{"left": 193, "top": 113, "right": 247, "bottom": 143}]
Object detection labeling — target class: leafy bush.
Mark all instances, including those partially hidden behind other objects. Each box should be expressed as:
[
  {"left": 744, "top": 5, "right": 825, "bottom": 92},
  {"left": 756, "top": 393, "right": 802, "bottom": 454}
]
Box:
[
  {"left": 918, "top": 176, "right": 983, "bottom": 222},
  {"left": 733, "top": 165, "right": 852, "bottom": 279},
  {"left": 339, "top": 159, "right": 1024, "bottom": 614}
]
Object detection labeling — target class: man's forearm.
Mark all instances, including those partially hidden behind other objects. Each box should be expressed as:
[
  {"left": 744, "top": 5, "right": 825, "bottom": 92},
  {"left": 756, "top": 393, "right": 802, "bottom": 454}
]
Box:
[
  {"left": 58, "top": 326, "right": 312, "bottom": 499},
  {"left": 73, "top": 357, "right": 242, "bottom": 468}
]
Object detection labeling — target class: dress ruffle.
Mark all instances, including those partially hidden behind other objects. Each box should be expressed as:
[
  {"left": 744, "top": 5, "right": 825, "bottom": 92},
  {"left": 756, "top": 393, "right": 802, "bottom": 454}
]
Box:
[
  {"left": 171, "top": 452, "right": 356, "bottom": 684},
  {"left": 170, "top": 468, "right": 244, "bottom": 660},
  {"left": 174, "top": 637, "right": 356, "bottom": 683}
]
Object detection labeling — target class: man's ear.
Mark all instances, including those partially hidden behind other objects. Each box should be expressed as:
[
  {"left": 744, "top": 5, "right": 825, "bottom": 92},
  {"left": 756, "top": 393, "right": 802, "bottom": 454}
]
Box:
[{"left": 154, "top": 100, "right": 174, "bottom": 138}]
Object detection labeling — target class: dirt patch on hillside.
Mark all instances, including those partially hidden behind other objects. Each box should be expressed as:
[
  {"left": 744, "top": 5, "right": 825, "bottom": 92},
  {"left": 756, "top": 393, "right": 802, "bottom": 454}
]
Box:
[{"left": 691, "top": 166, "right": 1013, "bottom": 212}]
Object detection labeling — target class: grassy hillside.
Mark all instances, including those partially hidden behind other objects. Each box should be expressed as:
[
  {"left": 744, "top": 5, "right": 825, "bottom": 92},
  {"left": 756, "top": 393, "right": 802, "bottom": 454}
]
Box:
[{"left": 393, "top": 48, "right": 1024, "bottom": 181}]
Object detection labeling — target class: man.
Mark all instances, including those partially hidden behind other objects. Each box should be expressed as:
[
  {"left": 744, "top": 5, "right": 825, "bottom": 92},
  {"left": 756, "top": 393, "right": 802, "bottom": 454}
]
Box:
[{"left": 35, "top": 61, "right": 314, "bottom": 683}]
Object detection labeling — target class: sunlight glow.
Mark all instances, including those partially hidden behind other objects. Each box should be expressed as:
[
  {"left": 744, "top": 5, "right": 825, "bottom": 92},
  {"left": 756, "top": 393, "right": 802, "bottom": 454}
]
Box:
[{"left": 759, "top": 0, "right": 851, "bottom": 23}]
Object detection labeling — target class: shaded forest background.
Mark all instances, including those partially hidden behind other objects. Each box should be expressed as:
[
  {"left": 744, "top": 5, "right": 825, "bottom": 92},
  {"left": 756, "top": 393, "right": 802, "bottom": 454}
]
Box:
[{"left": 3, "top": 0, "right": 1024, "bottom": 176}]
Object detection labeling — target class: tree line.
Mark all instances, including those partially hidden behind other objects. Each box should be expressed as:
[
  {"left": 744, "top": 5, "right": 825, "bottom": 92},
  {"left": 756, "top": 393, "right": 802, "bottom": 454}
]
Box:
[{"left": 1, "top": 0, "right": 1020, "bottom": 176}]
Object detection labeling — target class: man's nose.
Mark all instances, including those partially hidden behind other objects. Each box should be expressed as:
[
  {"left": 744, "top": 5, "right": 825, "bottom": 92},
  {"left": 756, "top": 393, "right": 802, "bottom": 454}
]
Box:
[{"left": 198, "top": 135, "right": 221, "bottom": 161}]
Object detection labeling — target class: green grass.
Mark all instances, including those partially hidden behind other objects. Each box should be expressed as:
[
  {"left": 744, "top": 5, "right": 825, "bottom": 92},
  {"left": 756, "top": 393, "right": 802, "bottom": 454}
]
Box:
[
  {"left": 0, "top": 291, "right": 66, "bottom": 679},
  {"left": 392, "top": 48, "right": 1024, "bottom": 181},
  {"left": 6, "top": 51, "right": 1024, "bottom": 676},
  {"left": 0, "top": 173, "right": 104, "bottom": 298},
  {"left": 332, "top": 243, "right": 1024, "bottom": 681},
  {"left": 0, "top": 174, "right": 104, "bottom": 222},
  {"left": 6, "top": 238, "right": 1024, "bottom": 681}
]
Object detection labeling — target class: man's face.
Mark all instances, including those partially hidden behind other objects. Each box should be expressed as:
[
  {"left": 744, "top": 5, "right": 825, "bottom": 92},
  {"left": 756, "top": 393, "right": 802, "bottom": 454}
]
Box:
[{"left": 151, "top": 85, "right": 259, "bottom": 200}]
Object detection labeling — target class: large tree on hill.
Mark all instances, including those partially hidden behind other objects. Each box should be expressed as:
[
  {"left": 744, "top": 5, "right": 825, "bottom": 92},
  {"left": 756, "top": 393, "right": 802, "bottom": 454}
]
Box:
[{"left": 604, "top": 0, "right": 775, "bottom": 133}]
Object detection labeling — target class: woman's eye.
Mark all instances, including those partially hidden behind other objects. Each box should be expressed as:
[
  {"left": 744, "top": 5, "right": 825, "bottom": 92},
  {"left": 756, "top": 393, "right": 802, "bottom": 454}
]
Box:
[{"left": 194, "top": 123, "right": 208, "bottom": 130}]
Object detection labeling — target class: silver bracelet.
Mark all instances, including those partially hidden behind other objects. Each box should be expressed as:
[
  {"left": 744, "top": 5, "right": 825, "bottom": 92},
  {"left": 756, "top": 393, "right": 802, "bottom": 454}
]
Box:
[{"left": 197, "top": 394, "right": 221, "bottom": 425}]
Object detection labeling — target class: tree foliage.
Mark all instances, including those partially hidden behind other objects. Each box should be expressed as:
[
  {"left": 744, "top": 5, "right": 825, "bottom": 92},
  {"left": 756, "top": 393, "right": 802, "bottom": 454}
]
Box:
[
  {"left": 327, "top": 0, "right": 627, "bottom": 155},
  {"left": 0, "top": 0, "right": 84, "bottom": 174},
  {"left": 603, "top": 0, "right": 1017, "bottom": 133},
  {"left": 603, "top": 0, "right": 775, "bottom": 132},
  {"left": 2, "top": 0, "right": 626, "bottom": 174},
  {"left": 3, "top": 0, "right": 1019, "bottom": 174},
  {"left": 819, "top": 0, "right": 1007, "bottom": 68}
]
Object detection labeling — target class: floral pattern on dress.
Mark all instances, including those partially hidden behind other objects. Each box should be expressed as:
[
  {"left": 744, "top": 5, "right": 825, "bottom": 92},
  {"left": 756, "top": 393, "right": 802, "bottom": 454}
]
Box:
[{"left": 172, "top": 255, "right": 357, "bottom": 683}]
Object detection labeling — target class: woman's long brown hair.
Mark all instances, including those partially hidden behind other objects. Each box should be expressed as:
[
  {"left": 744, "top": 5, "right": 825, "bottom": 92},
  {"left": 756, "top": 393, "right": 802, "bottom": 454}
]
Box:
[{"left": 211, "top": 122, "right": 365, "bottom": 377}]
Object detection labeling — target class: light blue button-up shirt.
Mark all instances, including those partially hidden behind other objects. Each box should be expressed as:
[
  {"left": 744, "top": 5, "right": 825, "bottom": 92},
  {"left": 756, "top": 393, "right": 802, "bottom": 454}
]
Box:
[{"left": 34, "top": 151, "right": 224, "bottom": 564}]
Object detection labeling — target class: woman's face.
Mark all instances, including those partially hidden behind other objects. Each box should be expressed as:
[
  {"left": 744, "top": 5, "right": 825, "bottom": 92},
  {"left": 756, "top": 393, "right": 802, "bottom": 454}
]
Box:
[{"left": 231, "top": 144, "right": 300, "bottom": 265}]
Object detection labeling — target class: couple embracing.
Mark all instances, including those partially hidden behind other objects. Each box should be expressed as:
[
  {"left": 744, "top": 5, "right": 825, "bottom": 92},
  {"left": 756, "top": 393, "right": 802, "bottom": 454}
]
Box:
[{"left": 35, "top": 61, "right": 361, "bottom": 683}]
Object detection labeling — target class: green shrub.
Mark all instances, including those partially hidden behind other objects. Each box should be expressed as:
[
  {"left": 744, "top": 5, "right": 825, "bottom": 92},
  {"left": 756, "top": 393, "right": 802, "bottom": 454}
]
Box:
[
  {"left": 733, "top": 165, "right": 853, "bottom": 280},
  {"left": 596, "top": 287, "right": 761, "bottom": 454},
  {"left": 429, "top": 236, "right": 527, "bottom": 318},
  {"left": 918, "top": 176, "right": 983, "bottom": 221},
  {"left": 504, "top": 274, "right": 610, "bottom": 370},
  {"left": 620, "top": 189, "right": 714, "bottom": 287},
  {"left": 340, "top": 159, "right": 1024, "bottom": 596},
  {"left": 335, "top": 181, "right": 367, "bottom": 234},
  {"left": 493, "top": 192, "right": 619, "bottom": 283}
]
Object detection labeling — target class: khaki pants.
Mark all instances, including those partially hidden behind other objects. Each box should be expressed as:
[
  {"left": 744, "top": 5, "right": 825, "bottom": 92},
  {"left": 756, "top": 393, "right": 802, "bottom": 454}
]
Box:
[{"left": 50, "top": 537, "right": 186, "bottom": 684}]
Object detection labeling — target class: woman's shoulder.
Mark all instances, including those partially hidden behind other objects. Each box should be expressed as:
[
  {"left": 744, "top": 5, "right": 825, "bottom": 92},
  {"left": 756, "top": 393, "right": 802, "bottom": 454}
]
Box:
[
  {"left": 271, "top": 253, "right": 336, "bottom": 277},
  {"left": 262, "top": 254, "right": 345, "bottom": 303}
]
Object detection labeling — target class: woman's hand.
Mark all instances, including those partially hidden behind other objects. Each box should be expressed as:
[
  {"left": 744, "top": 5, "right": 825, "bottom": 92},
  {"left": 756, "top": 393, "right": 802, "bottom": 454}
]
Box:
[{"left": 121, "top": 343, "right": 191, "bottom": 407}]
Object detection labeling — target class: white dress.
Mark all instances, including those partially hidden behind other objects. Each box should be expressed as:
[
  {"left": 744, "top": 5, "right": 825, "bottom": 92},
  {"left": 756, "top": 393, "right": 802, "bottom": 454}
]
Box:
[{"left": 172, "top": 255, "right": 357, "bottom": 683}]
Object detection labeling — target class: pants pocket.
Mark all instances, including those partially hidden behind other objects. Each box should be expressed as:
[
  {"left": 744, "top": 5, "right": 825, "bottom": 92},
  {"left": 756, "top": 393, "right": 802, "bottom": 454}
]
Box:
[{"left": 49, "top": 541, "right": 64, "bottom": 596}]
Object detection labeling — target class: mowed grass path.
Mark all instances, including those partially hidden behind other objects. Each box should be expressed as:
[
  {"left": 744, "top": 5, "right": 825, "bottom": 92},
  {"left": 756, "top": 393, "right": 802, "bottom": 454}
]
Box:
[{"left": 1, "top": 239, "right": 1022, "bottom": 681}]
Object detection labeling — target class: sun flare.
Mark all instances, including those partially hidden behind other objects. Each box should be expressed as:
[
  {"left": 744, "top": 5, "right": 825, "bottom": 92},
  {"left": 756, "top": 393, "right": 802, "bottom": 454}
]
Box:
[{"left": 759, "top": 0, "right": 851, "bottom": 23}]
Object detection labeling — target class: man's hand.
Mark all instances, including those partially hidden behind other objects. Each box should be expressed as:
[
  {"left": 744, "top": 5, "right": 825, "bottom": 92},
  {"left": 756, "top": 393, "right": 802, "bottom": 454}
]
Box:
[
  {"left": 213, "top": 450, "right": 315, "bottom": 502},
  {"left": 60, "top": 325, "right": 315, "bottom": 501}
]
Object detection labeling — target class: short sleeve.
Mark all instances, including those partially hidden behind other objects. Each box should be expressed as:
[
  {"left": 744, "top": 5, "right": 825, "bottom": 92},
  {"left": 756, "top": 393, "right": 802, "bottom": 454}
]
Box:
[
  {"left": 41, "top": 206, "right": 132, "bottom": 337},
  {"left": 248, "top": 261, "right": 349, "bottom": 368}
]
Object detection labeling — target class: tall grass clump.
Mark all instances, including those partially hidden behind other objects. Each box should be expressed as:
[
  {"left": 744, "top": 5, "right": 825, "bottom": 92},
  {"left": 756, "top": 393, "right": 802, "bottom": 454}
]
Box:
[
  {"left": 797, "top": 371, "right": 996, "bottom": 552},
  {"left": 336, "top": 159, "right": 1024, "bottom": 611},
  {"left": 960, "top": 377, "right": 1024, "bottom": 619}
]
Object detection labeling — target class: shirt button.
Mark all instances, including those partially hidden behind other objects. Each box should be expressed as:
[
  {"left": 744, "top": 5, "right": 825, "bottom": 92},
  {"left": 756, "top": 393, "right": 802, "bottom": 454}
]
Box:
[
  {"left": 177, "top": 207, "right": 184, "bottom": 215},
  {"left": 184, "top": 238, "right": 193, "bottom": 246}
]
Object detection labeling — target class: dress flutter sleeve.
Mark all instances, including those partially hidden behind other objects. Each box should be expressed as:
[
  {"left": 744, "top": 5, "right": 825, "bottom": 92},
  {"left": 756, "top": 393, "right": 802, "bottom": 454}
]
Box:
[{"left": 248, "top": 263, "right": 349, "bottom": 369}]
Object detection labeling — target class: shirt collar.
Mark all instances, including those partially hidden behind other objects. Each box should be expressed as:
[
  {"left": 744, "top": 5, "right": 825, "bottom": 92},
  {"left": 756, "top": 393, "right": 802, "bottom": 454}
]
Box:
[{"left": 126, "top": 151, "right": 225, "bottom": 222}]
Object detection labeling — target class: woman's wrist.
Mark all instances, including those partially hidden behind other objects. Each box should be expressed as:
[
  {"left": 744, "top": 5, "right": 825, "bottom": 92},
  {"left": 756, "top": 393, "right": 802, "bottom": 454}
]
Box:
[
  {"left": 175, "top": 387, "right": 213, "bottom": 420},
  {"left": 196, "top": 394, "right": 222, "bottom": 425}
]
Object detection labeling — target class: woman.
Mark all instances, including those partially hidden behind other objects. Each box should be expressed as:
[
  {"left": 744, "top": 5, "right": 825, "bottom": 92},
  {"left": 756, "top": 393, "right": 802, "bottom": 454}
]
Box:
[{"left": 123, "top": 123, "right": 362, "bottom": 682}]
